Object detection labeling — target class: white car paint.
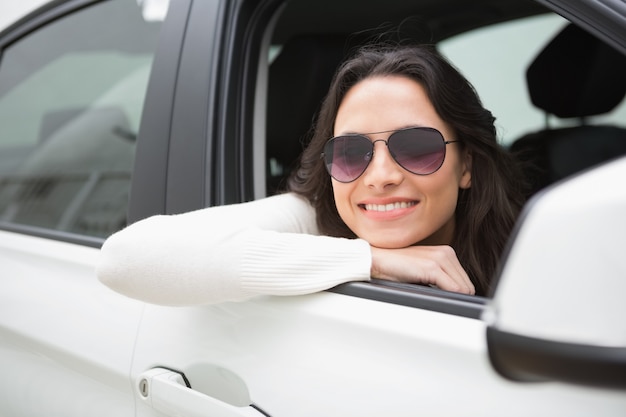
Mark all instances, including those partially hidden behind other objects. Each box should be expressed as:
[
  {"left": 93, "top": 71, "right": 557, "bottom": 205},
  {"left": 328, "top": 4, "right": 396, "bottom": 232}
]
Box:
[
  {"left": 491, "top": 156, "right": 626, "bottom": 346},
  {"left": 0, "top": 1, "right": 49, "bottom": 31},
  {"left": 0, "top": 231, "right": 143, "bottom": 416},
  {"left": 131, "top": 290, "right": 625, "bottom": 416}
]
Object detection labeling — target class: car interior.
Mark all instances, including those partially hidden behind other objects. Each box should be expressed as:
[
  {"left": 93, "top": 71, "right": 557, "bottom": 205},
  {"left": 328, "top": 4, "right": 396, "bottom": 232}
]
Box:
[
  {"left": 510, "top": 23, "right": 626, "bottom": 195},
  {"left": 263, "top": 0, "right": 626, "bottom": 198}
]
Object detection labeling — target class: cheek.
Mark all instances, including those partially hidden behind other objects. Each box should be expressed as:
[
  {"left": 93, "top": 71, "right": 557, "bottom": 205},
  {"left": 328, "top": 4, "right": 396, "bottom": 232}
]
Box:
[
  {"left": 424, "top": 177, "right": 459, "bottom": 208},
  {"left": 438, "top": 185, "right": 461, "bottom": 216},
  {"left": 419, "top": 168, "right": 463, "bottom": 218}
]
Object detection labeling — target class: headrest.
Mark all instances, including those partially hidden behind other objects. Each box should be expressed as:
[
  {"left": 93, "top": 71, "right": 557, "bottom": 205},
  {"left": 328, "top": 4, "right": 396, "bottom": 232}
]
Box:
[
  {"left": 267, "top": 35, "right": 346, "bottom": 165},
  {"left": 526, "top": 24, "right": 626, "bottom": 118}
]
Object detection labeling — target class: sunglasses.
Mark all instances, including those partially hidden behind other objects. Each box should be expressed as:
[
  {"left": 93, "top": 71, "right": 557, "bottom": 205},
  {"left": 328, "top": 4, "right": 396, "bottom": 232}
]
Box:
[{"left": 322, "top": 127, "right": 460, "bottom": 183}]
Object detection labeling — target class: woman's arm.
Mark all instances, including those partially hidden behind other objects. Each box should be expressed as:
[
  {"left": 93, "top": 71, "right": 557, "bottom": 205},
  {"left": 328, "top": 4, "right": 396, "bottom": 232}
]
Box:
[{"left": 97, "top": 193, "right": 371, "bottom": 306}]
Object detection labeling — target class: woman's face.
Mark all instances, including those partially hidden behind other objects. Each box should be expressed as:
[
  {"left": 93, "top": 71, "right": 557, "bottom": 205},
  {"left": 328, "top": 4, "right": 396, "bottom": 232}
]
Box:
[{"left": 331, "top": 75, "right": 472, "bottom": 249}]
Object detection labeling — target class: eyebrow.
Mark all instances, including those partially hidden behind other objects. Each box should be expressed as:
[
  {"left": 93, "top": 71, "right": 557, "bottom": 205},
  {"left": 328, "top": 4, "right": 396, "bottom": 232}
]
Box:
[{"left": 335, "top": 124, "right": 428, "bottom": 137}]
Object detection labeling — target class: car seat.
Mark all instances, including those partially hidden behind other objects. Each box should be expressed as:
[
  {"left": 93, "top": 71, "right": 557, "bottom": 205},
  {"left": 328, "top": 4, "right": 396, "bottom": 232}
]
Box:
[
  {"left": 510, "top": 23, "right": 626, "bottom": 196},
  {"left": 266, "top": 35, "right": 347, "bottom": 194}
]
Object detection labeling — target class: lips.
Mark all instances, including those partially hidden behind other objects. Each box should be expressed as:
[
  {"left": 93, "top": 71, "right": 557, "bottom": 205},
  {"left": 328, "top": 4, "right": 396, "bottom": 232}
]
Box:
[{"left": 362, "top": 201, "right": 417, "bottom": 212}]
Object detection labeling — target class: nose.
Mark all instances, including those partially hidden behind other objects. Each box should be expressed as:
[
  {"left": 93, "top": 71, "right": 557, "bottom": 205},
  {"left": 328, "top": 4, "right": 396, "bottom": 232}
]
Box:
[{"left": 361, "top": 140, "right": 404, "bottom": 189}]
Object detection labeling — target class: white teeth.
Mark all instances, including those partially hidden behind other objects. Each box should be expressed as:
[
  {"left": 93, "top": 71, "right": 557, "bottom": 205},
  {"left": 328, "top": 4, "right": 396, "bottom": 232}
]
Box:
[{"left": 364, "top": 201, "right": 416, "bottom": 212}]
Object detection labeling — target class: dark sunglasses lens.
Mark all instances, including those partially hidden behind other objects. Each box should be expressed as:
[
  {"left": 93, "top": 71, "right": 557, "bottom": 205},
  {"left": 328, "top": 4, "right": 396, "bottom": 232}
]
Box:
[
  {"left": 388, "top": 128, "right": 446, "bottom": 175},
  {"left": 324, "top": 136, "right": 372, "bottom": 182}
]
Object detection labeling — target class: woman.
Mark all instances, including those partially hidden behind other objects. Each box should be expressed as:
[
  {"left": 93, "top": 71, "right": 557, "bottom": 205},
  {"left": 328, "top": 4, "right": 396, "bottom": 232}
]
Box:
[{"left": 97, "top": 44, "right": 525, "bottom": 305}]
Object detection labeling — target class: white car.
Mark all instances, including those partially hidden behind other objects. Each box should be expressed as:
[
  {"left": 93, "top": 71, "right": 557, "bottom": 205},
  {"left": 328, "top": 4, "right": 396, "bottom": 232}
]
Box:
[
  {"left": 1, "top": 0, "right": 625, "bottom": 415},
  {"left": 0, "top": 1, "right": 48, "bottom": 31}
]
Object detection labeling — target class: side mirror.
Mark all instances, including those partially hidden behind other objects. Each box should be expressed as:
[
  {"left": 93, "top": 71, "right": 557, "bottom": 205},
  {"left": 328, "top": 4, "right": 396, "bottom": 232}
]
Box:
[{"left": 486, "top": 157, "right": 626, "bottom": 388}]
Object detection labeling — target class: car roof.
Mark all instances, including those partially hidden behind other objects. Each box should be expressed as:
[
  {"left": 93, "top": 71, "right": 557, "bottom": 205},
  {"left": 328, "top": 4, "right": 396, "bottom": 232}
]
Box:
[{"left": 272, "top": 0, "right": 548, "bottom": 44}]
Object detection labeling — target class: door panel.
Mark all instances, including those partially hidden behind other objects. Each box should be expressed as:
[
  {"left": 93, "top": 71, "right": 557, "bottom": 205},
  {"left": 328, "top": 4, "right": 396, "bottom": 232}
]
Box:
[
  {"left": 0, "top": 230, "right": 144, "bottom": 416},
  {"left": 131, "top": 292, "right": 626, "bottom": 416}
]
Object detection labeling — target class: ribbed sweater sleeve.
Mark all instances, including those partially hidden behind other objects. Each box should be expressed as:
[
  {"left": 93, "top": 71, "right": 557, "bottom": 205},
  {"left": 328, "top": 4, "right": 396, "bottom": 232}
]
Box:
[
  {"left": 97, "top": 193, "right": 371, "bottom": 306},
  {"left": 241, "top": 230, "right": 371, "bottom": 296}
]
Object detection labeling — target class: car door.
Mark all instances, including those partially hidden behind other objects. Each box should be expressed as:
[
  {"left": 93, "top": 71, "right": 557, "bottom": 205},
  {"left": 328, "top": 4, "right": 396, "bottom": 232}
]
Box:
[
  {"left": 127, "top": 0, "right": 626, "bottom": 416},
  {"left": 0, "top": 0, "right": 168, "bottom": 415}
]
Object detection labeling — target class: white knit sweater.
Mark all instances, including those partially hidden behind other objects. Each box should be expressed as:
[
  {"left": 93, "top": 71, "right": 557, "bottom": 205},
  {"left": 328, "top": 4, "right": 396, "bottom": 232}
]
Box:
[{"left": 97, "top": 192, "right": 372, "bottom": 306}]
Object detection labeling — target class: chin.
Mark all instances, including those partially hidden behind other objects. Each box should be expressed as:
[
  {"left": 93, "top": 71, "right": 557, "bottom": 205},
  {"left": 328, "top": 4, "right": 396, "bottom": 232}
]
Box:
[{"left": 363, "top": 235, "right": 421, "bottom": 249}]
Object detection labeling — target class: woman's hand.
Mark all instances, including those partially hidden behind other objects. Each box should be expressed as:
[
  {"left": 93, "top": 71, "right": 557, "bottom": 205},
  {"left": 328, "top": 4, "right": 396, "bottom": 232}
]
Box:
[{"left": 370, "top": 245, "right": 475, "bottom": 295}]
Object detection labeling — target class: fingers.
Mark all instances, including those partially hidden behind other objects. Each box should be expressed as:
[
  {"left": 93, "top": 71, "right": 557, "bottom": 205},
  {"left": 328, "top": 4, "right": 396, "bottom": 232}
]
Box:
[
  {"left": 370, "top": 245, "right": 475, "bottom": 295},
  {"left": 421, "top": 246, "right": 475, "bottom": 295}
]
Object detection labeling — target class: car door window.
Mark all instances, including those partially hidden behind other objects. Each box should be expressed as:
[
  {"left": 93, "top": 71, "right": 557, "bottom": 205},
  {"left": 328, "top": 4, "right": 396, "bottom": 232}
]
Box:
[{"left": 0, "top": 0, "right": 164, "bottom": 238}]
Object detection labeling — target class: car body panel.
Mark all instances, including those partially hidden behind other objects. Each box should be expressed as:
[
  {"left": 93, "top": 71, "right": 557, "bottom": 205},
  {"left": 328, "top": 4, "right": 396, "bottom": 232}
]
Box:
[
  {"left": 131, "top": 293, "right": 626, "bottom": 416},
  {"left": 0, "top": 230, "right": 143, "bottom": 416},
  {"left": 0, "top": 1, "right": 49, "bottom": 32}
]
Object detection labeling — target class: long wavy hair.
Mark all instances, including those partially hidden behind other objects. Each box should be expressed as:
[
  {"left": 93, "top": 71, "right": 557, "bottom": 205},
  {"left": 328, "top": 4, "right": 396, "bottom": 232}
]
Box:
[{"left": 288, "top": 43, "right": 526, "bottom": 295}]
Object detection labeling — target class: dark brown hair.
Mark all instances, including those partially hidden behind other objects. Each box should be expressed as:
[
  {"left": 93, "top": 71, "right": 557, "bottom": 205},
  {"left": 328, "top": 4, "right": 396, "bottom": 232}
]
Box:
[{"left": 288, "top": 43, "right": 526, "bottom": 295}]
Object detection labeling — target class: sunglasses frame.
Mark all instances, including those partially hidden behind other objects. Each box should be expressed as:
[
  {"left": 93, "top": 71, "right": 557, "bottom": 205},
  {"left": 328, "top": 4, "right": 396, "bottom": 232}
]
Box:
[{"left": 321, "top": 126, "right": 460, "bottom": 183}]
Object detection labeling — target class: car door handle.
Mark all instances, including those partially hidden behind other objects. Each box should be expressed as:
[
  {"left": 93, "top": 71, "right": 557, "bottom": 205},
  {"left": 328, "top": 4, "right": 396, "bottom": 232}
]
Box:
[{"left": 138, "top": 368, "right": 269, "bottom": 417}]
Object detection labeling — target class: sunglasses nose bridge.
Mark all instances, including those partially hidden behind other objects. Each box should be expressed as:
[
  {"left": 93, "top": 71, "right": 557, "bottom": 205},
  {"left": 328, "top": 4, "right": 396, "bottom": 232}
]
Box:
[
  {"left": 363, "top": 138, "right": 404, "bottom": 179},
  {"left": 369, "top": 138, "right": 389, "bottom": 158}
]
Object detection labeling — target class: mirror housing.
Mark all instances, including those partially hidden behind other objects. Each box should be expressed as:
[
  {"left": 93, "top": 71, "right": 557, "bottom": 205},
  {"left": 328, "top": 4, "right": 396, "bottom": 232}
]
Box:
[{"left": 486, "top": 157, "right": 626, "bottom": 388}]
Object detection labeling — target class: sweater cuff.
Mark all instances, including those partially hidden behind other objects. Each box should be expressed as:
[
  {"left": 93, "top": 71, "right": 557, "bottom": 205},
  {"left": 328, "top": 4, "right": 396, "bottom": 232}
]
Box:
[{"left": 240, "top": 230, "right": 371, "bottom": 296}]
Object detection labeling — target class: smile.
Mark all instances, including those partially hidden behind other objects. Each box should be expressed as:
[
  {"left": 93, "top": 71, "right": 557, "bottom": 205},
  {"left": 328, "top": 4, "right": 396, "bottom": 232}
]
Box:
[{"left": 362, "top": 201, "right": 417, "bottom": 212}]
